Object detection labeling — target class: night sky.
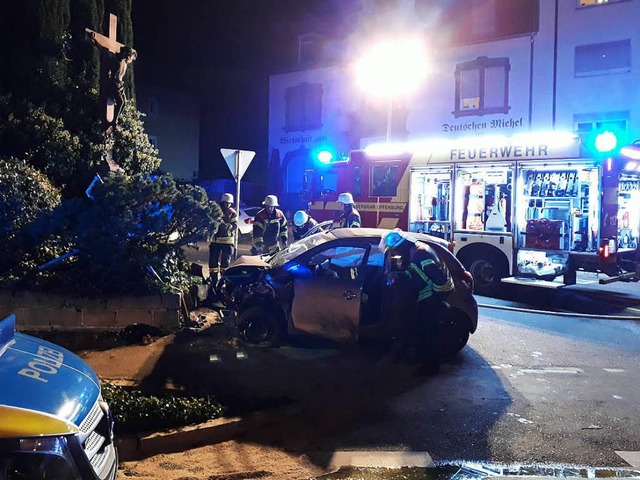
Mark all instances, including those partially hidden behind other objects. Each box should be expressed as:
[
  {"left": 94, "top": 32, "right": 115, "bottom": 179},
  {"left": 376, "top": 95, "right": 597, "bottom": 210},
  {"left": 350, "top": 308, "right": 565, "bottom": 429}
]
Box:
[
  {"left": 131, "top": 1, "right": 276, "bottom": 183},
  {"left": 131, "top": 1, "right": 355, "bottom": 184}
]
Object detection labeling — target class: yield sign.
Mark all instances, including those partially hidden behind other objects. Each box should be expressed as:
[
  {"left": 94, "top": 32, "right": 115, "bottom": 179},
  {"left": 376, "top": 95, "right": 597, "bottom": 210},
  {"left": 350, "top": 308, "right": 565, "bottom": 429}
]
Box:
[{"left": 221, "top": 148, "right": 255, "bottom": 181}]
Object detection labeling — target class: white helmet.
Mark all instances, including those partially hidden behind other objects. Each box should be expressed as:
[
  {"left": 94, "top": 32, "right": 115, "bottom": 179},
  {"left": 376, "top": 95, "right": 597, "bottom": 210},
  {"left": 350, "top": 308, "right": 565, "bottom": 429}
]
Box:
[
  {"left": 263, "top": 194, "right": 279, "bottom": 207},
  {"left": 338, "top": 192, "right": 355, "bottom": 205},
  {"left": 293, "top": 210, "right": 309, "bottom": 227},
  {"left": 221, "top": 193, "right": 234, "bottom": 204}
]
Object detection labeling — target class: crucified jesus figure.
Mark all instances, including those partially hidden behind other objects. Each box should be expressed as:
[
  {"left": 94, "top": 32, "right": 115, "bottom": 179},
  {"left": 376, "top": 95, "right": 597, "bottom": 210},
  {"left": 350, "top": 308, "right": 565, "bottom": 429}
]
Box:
[{"left": 104, "top": 45, "right": 137, "bottom": 130}]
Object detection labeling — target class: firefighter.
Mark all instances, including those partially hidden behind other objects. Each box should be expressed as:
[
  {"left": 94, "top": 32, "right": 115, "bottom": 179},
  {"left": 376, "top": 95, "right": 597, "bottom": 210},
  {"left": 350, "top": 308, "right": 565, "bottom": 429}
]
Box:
[
  {"left": 293, "top": 210, "right": 318, "bottom": 241},
  {"left": 337, "top": 192, "right": 361, "bottom": 228},
  {"left": 252, "top": 195, "right": 288, "bottom": 255},
  {"left": 208, "top": 193, "right": 237, "bottom": 283},
  {"left": 382, "top": 229, "right": 454, "bottom": 375}
]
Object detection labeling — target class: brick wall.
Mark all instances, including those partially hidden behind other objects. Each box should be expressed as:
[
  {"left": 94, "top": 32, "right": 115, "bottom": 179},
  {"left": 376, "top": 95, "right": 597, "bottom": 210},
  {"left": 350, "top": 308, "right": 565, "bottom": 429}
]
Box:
[{"left": 0, "top": 290, "right": 182, "bottom": 332}]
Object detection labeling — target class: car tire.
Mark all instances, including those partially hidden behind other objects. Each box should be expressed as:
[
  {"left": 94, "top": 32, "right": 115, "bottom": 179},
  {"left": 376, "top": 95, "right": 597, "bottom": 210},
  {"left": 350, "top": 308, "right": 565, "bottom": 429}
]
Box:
[
  {"left": 237, "top": 306, "right": 284, "bottom": 347},
  {"left": 437, "top": 309, "right": 470, "bottom": 358}
]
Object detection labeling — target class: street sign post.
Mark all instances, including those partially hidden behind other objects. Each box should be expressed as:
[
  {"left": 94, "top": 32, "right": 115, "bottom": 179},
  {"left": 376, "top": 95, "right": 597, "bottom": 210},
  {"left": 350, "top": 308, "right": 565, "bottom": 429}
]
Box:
[{"left": 220, "top": 148, "right": 256, "bottom": 257}]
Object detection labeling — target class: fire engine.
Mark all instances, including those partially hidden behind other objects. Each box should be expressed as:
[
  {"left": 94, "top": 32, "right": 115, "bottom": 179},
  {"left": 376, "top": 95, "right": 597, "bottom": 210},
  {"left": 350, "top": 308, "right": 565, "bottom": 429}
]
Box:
[{"left": 307, "top": 131, "right": 640, "bottom": 296}]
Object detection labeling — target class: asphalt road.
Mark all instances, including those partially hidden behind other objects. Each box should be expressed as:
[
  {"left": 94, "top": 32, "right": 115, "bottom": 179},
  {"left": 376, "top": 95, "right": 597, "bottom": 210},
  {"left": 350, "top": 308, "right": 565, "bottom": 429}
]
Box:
[
  {"left": 309, "top": 308, "right": 640, "bottom": 466},
  {"left": 181, "top": 239, "right": 640, "bottom": 470}
]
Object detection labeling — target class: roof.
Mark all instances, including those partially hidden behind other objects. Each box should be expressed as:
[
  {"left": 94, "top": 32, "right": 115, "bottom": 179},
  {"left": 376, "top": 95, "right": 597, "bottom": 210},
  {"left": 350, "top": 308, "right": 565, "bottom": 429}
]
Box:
[{"left": 329, "top": 227, "right": 449, "bottom": 248}]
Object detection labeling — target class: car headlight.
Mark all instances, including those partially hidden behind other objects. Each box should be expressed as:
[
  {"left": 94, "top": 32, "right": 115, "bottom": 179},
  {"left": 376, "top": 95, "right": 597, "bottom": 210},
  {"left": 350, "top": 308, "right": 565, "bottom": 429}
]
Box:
[{"left": 0, "top": 436, "right": 81, "bottom": 480}]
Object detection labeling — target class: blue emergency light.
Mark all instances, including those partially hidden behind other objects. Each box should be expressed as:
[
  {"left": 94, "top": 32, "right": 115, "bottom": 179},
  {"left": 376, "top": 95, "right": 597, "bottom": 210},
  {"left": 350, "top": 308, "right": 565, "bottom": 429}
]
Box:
[
  {"left": 595, "top": 132, "right": 617, "bottom": 153},
  {"left": 585, "top": 127, "right": 628, "bottom": 156},
  {"left": 317, "top": 150, "right": 334, "bottom": 164},
  {"left": 313, "top": 145, "right": 349, "bottom": 166}
]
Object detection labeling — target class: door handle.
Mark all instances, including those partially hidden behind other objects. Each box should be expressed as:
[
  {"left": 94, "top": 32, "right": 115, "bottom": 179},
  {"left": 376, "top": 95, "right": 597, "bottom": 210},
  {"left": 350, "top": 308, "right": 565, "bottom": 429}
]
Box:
[{"left": 343, "top": 290, "right": 358, "bottom": 300}]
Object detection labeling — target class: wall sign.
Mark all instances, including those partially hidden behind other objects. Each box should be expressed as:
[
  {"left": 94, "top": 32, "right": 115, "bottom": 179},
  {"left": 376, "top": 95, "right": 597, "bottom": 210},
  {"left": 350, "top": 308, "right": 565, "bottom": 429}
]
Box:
[
  {"left": 279, "top": 134, "right": 328, "bottom": 145},
  {"left": 442, "top": 116, "right": 524, "bottom": 133}
]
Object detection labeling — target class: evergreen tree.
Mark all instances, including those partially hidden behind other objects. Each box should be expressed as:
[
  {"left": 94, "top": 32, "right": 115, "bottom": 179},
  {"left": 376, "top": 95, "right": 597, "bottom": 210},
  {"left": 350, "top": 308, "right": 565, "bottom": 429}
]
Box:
[
  {"left": 0, "top": 1, "right": 219, "bottom": 296},
  {"left": 0, "top": 0, "right": 158, "bottom": 196}
]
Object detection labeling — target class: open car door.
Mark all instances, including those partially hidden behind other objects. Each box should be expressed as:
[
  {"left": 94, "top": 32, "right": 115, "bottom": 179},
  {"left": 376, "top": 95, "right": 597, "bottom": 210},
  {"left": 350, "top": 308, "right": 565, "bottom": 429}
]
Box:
[{"left": 291, "top": 245, "right": 367, "bottom": 341}]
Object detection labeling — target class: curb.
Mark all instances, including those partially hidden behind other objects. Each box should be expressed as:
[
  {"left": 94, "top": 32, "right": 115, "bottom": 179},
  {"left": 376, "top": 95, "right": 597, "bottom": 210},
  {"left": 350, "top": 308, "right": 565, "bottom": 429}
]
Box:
[
  {"left": 116, "top": 404, "right": 304, "bottom": 461},
  {"left": 478, "top": 302, "right": 640, "bottom": 321}
]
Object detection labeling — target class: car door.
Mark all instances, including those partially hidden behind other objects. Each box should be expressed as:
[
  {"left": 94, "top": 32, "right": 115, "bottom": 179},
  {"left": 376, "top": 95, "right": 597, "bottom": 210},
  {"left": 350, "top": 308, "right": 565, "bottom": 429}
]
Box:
[{"left": 291, "top": 244, "right": 368, "bottom": 341}]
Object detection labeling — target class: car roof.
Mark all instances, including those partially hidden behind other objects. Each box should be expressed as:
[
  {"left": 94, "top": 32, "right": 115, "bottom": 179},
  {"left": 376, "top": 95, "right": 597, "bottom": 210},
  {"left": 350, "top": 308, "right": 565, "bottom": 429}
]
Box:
[{"left": 328, "top": 227, "right": 450, "bottom": 248}]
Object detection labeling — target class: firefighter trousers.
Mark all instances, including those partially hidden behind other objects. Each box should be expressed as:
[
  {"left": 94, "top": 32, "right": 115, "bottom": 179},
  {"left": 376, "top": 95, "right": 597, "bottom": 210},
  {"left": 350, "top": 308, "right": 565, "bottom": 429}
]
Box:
[
  {"left": 412, "top": 298, "right": 450, "bottom": 366},
  {"left": 209, "top": 243, "right": 234, "bottom": 281}
]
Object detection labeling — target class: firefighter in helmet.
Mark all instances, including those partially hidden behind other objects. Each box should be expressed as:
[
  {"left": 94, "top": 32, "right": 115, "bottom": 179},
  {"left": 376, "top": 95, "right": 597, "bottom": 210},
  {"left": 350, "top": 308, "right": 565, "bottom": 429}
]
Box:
[
  {"left": 293, "top": 210, "right": 318, "bottom": 241},
  {"left": 381, "top": 229, "right": 454, "bottom": 375},
  {"left": 337, "top": 192, "right": 361, "bottom": 228},
  {"left": 209, "top": 193, "right": 237, "bottom": 283},
  {"left": 252, "top": 195, "right": 288, "bottom": 255}
]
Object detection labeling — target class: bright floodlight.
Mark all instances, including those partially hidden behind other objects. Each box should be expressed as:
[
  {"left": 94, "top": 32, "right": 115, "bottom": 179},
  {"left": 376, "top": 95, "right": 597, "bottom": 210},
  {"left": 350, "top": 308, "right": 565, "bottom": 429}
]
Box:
[{"left": 355, "top": 38, "right": 428, "bottom": 97}]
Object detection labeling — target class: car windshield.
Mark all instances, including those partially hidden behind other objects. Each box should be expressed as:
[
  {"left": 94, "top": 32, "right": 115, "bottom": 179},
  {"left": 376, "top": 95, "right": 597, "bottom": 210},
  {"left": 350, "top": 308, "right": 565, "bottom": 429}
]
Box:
[{"left": 269, "top": 231, "right": 334, "bottom": 267}]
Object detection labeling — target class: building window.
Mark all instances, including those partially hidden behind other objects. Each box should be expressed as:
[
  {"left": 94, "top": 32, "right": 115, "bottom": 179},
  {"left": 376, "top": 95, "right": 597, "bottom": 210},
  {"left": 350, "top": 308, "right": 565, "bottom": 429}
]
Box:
[
  {"left": 148, "top": 135, "right": 158, "bottom": 149},
  {"left": 454, "top": 57, "right": 510, "bottom": 118},
  {"left": 578, "top": 0, "right": 626, "bottom": 7},
  {"left": 285, "top": 83, "right": 323, "bottom": 132},
  {"left": 575, "top": 40, "right": 631, "bottom": 76},
  {"left": 298, "top": 33, "right": 320, "bottom": 65},
  {"left": 148, "top": 97, "right": 159, "bottom": 116}
]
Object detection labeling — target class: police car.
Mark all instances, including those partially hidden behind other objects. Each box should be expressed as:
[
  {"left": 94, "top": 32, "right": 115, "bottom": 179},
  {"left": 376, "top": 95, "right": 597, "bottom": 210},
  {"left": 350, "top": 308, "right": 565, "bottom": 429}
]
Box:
[{"left": 0, "top": 314, "right": 117, "bottom": 480}]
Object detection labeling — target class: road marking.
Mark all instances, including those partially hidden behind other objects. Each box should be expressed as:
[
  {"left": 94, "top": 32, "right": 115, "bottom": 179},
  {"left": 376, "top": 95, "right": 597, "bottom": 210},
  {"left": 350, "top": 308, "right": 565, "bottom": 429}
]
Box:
[
  {"left": 604, "top": 368, "right": 625, "bottom": 373},
  {"left": 518, "top": 368, "right": 582, "bottom": 375},
  {"left": 616, "top": 451, "right": 640, "bottom": 467},
  {"left": 328, "top": 451, "right": 434, "bottom": 469},
  {"left": 613, "top": 395, "right": 624, "bottom": 400},
  {"left": 491, "top": 364, "right": 513, "bottom": 369}
]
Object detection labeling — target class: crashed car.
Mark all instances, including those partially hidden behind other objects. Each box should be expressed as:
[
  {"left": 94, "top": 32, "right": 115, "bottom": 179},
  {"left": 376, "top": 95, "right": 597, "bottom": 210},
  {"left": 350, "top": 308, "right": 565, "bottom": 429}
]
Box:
[{"left": 218, "top": 228, "right": 478, "bottom": 357}]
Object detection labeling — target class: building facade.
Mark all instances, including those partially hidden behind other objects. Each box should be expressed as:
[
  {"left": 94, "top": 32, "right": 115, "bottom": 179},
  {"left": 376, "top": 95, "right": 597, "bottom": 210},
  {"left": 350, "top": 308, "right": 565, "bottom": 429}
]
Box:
[
  {"left": 137, "top": 84, "right": 200, "bottom": 181},
  {"left": 267, "top": 0, "right": 639, "bottom": 212}
]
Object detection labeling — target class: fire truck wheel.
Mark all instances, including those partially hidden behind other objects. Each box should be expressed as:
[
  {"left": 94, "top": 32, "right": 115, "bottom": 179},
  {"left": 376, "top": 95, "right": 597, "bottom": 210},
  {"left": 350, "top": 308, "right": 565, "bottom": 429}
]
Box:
[
  {"left": 460, "top": 248, "right": 508, "bottom": 297},
  {"left": 237, "top": 306, "right": 284, "bottom": 347}
]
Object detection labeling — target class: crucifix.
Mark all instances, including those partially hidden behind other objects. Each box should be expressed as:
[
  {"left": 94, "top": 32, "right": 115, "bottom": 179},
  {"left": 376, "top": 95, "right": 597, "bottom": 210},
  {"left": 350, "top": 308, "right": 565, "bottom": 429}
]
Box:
[{"left": 86, "top": 13, "right": 137, "bottom": 174}]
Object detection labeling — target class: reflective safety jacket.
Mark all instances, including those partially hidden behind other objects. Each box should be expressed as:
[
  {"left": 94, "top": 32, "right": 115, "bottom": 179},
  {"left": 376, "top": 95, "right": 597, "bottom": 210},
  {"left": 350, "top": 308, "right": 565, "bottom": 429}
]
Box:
[
  {"left": 405, "top": 242, "right": 454, "bottom": 302},
  {"left": 293, "top": 217, "right": 318, "bottom": 241},
  {"left": 252, "top": 208, "right": 288, "bottom": 254},
  {"left": 213, "top": 206, "right": 237, "bottom": 244},
  {"left": 340, "top": 208, "right": 361, "bottom": 228}
]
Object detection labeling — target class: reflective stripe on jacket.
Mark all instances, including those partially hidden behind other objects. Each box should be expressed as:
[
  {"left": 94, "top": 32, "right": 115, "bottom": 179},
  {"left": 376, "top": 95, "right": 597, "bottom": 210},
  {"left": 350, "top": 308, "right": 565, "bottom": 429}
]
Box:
[
  {"left": 406, "top": 243, "right": 454, "bottom": 302},
  {"left": 252, "top": 208, "right": 288, "bottom": 249},
  {"left": 340, "top": 208, "right": 361, "bottom": 228},
  {"left": 214, "top": 207, "right": 237, "bottom": 244}
]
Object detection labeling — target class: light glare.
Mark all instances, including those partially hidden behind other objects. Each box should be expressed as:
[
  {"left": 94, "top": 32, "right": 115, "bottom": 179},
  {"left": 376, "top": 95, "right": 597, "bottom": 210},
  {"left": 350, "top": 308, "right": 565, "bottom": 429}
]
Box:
[
  {"left": 595, "top": 131, "right": 617, "bottom": 153},
  {"left": 356, "top": 38, "right": 429, "bottom": 97},
  {"left": 317, "top": 150, "right": 333, "bottom": 164},
  {"left": 621, "top": 146, "right": 640, "bottom": 160}
]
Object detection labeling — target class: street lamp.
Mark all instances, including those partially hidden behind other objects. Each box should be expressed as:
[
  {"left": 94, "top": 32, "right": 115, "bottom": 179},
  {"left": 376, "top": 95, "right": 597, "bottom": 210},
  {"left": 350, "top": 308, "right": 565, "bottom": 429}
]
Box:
[{"left": 355, "top": 37, "right": 429, "bottom": 143}]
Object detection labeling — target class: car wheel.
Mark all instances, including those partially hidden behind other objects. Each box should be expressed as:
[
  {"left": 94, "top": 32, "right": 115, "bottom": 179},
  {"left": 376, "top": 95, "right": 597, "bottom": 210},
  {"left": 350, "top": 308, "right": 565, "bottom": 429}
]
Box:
[
  {"left": 237, "top": 306, "right": 284, "bottom": 347},
  {"left": 437, "top": 309, "right": 470, "bottom": 358}
]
